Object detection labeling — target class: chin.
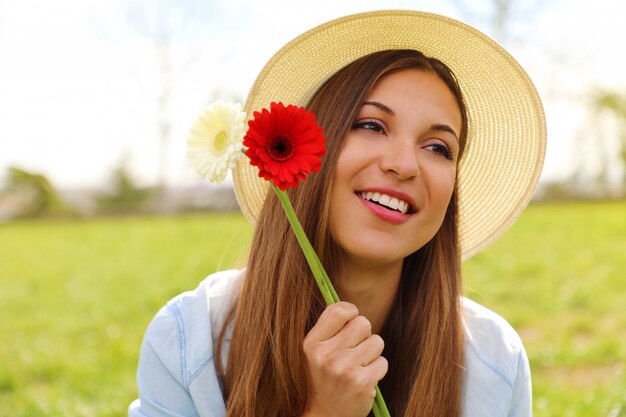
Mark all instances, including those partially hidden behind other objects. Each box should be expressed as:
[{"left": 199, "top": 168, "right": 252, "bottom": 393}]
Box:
[{"left": 341, "top": 242, "right": 421, "bottom": 268}]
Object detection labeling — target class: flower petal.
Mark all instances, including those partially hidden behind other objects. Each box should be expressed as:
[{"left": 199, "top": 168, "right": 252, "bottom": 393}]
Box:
[
  {"left": 187, "top": 100, "right": 246, "bottom": 183},
  {"left": 243, "top": 102, "right": 326, "bottom": 189}
]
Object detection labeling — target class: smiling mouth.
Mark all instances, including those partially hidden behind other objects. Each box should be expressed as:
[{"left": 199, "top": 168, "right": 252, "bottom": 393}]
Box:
[{"left": 357, "top": 191, "right": 413, "bottom": 214}]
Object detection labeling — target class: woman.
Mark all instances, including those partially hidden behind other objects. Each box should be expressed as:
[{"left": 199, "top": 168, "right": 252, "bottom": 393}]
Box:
[{"left": 129, "top": 11, "right": 546, "bottom": 417}]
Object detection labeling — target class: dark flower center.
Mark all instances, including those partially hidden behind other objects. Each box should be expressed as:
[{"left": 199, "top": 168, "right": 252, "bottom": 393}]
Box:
[{"left": 267, "top": 135, "right": 294, "bottom": 161}]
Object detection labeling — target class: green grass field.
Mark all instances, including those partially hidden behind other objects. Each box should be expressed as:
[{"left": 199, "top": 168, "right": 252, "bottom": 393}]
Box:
[{"left": 0, "top": 201, "right": 625, "bottom": 416}]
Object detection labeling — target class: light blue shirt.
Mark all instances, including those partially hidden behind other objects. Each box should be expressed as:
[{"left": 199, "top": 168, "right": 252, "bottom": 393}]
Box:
[{"left": 129, "top": 269, "right": 531, "bottom": 417}]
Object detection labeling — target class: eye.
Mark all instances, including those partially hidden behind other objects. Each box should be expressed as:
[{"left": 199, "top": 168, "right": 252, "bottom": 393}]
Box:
[
  {"left": 351, "top": 119, "right": 386, "bottom": 134},
  {"left": 424, "top": 142, "right": 454, "bottom": 160}
]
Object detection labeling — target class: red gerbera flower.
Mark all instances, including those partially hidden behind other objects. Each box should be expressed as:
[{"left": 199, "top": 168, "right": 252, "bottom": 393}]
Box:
[{"left": 243, "top": 102, "right": 326, "bottom": 190}]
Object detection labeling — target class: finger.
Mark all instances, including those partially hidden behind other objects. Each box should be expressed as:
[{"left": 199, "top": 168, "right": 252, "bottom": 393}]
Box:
[
  {"left": 306, "top": 302, "right": 359, "bottom": 342},
  {"left": 333, "top": 315, "right": 372, "bottom": 348},
  {"left": 364, "top": 355, "right": 388, "bottom": 383},
  {"left": 351, "top": 334, "right": 385, "bottom": 366}
]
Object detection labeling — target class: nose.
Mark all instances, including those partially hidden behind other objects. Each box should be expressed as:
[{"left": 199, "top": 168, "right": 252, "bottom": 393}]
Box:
[{"left": 379, "top": 137, "right": 419, "bottom": 180}]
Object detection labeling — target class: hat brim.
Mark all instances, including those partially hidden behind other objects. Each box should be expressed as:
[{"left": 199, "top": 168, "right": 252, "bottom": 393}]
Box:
[{"left": 233, "top": 10, "right": 546, "bottom": 260}]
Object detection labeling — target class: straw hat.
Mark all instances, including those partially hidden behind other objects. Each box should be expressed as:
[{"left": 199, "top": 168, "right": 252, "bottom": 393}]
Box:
[{"left": 232, "top": 10, "right": 546, "bottom": 260}]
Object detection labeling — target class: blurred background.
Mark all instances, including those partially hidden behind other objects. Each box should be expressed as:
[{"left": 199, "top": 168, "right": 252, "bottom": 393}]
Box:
[
  {"left": 0, "top": 1, "right": 625, "bottom": 416},
  {"left": 1, "top": 0, "right": 625, "bottom": 216}
]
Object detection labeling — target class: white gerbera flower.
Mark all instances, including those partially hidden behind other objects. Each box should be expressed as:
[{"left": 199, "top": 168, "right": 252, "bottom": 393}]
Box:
[{"left": 187, "top": 100, "right": 247, "bottom": 183}]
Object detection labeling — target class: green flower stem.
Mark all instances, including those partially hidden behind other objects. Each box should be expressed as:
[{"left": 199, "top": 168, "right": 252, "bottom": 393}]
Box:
[
  {"left": 271, "top": 184, "right": 335, "bottom": 305},
  {"left": 375, "top": 386, "right": 391, "bottom": 416},
  {"left": 314, "top": 255, "right": 340, "bottom": 303},
  {"left": 271, "top": 184, "right": 391, "bottom": 417}
]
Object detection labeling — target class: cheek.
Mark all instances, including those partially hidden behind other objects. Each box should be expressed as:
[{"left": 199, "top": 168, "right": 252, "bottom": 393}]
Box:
[
  {"left": 427, "top": 166, "right": 457, "bottom": 212},
  {"left": 414, "top": 170, "right": 455, "bottom": 249},
  {"left": 328, "top": 169, "right": 348, "bottom": 238}
]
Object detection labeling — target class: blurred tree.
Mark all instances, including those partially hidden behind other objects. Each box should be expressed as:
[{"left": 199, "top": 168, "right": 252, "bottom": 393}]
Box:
[
  {"left": 451, "top": 0, "right": 545, "bottom": 45},
  {"left": 0, "top": 167, "right": 69, "bottom": 218},
  {"left": 592, "top": 90, "right": 626, "bottom": 184},
  {"left": 125, "top": 0, "right": 214, "bottom": 189},
  {"left": 565, "top": 90, "right": 626, "bottom": 198},
  {"left": 96, "top": 161, "right": 154, "bottom": 214}
]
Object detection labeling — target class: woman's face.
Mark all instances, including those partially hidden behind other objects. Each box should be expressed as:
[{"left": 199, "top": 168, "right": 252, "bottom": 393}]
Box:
[{"left": 329, "top": 68, "right": 462, "bottom": 269}]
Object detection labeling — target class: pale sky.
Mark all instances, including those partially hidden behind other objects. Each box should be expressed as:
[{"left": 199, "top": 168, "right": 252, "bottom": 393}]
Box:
[{"left": 1, "top": 0, "right": 625, "bottom": 188}]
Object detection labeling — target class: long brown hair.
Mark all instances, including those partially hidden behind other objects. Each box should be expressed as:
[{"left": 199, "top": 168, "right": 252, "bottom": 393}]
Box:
[{"left": 216, "top": 50, "right": 469, "bottom": 417}]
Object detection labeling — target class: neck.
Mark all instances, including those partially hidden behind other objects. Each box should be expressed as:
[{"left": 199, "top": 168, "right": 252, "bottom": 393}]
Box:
[{"left": 334, "top": 259, "right": 402, "bottom": 335}]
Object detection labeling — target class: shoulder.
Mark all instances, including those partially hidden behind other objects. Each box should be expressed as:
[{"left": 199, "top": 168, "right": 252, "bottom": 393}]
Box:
[
  {"left": 462, "top": 297, "right": 525, "bottom": 361},
  {"left": 461, "top": 297, "right": 526, "bottom": 386},
  {"left": 130, "top": 270, "right": 243, "bottom": 416},
  {"left": 141, "top": 269, "right": 243, "bottom": 386},
  {"left": 460, "top": 297, "right": 532, "bottom": 417}
]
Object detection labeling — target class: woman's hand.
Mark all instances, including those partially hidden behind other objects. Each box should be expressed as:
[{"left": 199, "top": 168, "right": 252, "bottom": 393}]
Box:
[{"left": 301, "top": 302, "right": 388, "bottom": 417}]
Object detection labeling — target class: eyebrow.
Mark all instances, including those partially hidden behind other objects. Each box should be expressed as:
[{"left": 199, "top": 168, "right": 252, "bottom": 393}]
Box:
[
  {"left": 431, "top": 124, "right": 459, "bottom": 143},
  {"left": 362, "top": 100, "right": 395, "bottom": 115},
  {"left": 362, "top": 100, "right": 459, "bottom": 142}
]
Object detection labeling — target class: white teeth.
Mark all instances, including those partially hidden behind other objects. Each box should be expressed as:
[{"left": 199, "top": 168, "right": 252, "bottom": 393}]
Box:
[{"left": 358, "top": 191, "right": 410, "bottom": 214}]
